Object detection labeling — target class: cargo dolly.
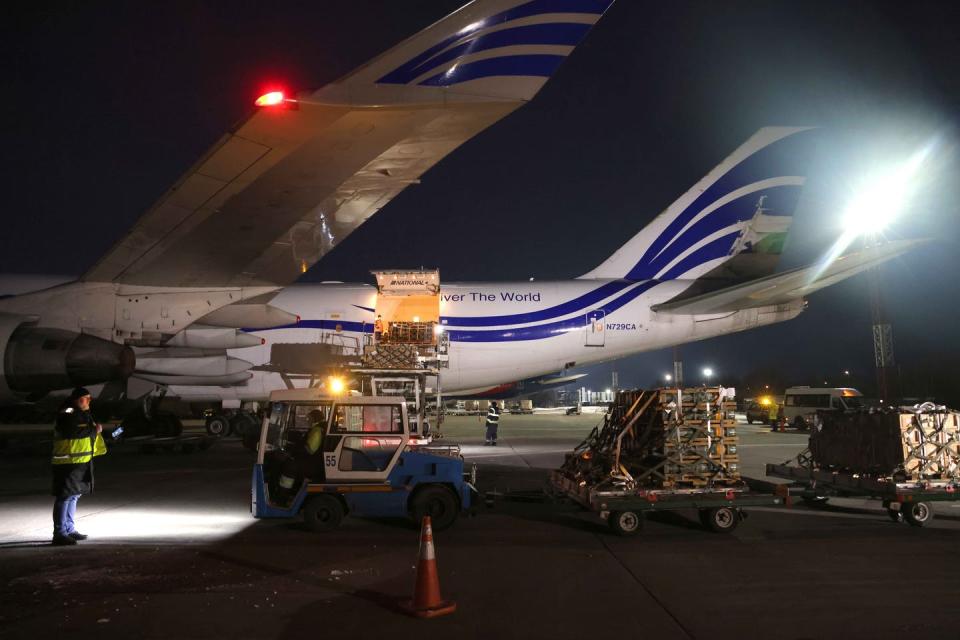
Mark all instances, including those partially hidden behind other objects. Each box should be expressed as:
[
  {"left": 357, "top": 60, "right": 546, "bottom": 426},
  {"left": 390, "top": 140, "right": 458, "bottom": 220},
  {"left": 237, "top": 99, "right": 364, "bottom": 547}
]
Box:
[
  {"left": 484, "top": 475, "right": 785, "bottom": 536},
  {"left": 766, "top": 449, "right": 960, "bottom": 527},
  {"left": 545, "top": 470, "right": 785, "bottom": 535}
]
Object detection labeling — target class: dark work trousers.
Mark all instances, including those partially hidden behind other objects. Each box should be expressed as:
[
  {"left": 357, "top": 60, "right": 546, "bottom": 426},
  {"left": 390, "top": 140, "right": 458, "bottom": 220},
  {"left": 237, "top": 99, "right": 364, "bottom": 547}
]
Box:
[{"left": 485, "top": 421, "right": 498, "bottom": 443}]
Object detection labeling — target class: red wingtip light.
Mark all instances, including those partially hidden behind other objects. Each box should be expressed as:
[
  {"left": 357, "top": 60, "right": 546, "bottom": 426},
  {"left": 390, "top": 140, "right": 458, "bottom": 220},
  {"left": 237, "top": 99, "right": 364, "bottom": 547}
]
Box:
[{"left": 254, "top": 91, "right": 285, "bottom": 107}]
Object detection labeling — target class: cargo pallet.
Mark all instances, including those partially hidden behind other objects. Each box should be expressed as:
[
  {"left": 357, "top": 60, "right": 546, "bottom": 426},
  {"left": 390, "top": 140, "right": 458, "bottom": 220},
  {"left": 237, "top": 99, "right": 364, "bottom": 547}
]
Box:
[{"left": 766, "top": 450, "right": 960, "bottom": 527}]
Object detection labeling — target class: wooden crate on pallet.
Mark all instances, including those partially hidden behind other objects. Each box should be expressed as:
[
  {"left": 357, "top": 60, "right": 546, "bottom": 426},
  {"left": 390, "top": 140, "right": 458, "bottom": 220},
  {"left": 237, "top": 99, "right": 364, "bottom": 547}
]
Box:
[{"left": 811, "top": 409, "right": 960, "bottom": 480}]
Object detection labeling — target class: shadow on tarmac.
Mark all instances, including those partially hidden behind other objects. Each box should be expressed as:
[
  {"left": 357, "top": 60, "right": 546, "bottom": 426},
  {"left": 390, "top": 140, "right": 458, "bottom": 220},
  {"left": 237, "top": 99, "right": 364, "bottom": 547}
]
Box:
[{"left": 0, "top": 539, "right": 55, "bottom": 549}]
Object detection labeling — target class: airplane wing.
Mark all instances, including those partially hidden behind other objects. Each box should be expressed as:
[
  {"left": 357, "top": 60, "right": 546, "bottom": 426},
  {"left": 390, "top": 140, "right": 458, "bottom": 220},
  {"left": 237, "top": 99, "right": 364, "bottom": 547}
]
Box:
[
  {"left": 652, "top": 239, "right": 925, "bottom": 314},
  {"left": 83, "top": 0, "right": 616, "bottom": 288}
]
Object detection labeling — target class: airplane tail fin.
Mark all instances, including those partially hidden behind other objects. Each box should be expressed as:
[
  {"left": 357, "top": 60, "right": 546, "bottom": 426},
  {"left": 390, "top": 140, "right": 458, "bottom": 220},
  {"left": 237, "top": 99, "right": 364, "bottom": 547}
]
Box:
[
  {"left": 331, "top": 0, "right": 616, "bottom": 102},
  {"left": 581, "top": 127, "right": 820, "bottom": 282}
]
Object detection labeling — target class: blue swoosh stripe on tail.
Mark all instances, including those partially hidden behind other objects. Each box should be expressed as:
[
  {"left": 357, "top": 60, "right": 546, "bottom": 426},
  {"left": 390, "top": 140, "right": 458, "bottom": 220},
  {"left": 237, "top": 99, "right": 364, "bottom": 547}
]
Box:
[
  {"left": 626, "top": 129, "right": 818, "bottom": 280},
  {"left": 419, "top": 54, "right": 565, "bottom": 86},
  {"left": 377, "top": 0, "right": 613, "bottom": 85},
  {"left": 656, "top": 232, "right": 742, "bottom": 281},
  {"left": 628, "top": 184, "right": 802, "bottom": 280},
  {"left": 384, "top": 23, "right": 591, "bottom": 85}
]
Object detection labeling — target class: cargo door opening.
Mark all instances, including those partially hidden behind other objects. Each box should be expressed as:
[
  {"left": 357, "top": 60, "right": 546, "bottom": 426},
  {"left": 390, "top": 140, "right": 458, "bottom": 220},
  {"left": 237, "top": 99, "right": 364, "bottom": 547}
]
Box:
[{"left": 371, "top": 269, "right": 441, "bottom": 346}]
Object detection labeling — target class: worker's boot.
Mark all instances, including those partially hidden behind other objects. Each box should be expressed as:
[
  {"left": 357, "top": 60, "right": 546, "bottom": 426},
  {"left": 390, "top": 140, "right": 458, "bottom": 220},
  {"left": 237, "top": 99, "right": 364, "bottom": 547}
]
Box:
[
  {"left": 52, "top": 534, "right": 77, "bottom": 546},
  {"left": 68, "top": 532, "right": 88, "bottom": 540}
]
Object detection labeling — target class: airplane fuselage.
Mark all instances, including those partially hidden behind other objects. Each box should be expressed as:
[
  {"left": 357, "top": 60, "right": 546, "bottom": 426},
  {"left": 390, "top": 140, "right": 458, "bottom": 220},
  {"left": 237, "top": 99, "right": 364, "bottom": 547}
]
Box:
[{"left": 168, "top": 280, "right": 805, "bottom": 402}]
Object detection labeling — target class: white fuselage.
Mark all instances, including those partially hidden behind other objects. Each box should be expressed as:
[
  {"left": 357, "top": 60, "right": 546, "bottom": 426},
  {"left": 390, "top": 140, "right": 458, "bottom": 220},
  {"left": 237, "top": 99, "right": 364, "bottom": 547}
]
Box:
[{"left": 168, "top": 280, "right": 804, "bottom": 403}]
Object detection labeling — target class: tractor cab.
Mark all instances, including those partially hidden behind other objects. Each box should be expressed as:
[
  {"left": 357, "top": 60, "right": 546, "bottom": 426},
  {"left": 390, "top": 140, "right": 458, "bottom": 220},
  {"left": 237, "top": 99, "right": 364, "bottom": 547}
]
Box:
[{"left": 253, "top": 388, "right": 474, "bottom": 531}]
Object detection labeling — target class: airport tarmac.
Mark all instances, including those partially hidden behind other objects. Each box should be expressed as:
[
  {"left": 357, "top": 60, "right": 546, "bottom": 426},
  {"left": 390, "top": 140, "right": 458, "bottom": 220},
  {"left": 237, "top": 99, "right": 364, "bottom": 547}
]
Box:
[{"left": 2, "top": 414, "right": 959, "bottom": 639}]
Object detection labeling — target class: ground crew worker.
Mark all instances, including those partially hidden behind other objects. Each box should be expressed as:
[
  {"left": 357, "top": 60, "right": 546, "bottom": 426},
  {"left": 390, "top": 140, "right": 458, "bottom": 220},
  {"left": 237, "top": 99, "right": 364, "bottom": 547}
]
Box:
[
  {"left": 768, "top": 401, "right": 781, "bottom": 431},
  {"left": 484, "top": 401, "right": 501, "bottom": 446},
  {"left": 51, "top": 387, "right": 107, "bottom": 546},
  {"left": 374, "top": 315, "right": 385, "bottom": 342},
  {"left": 277, "top": 409, "right": 327, "bottom": 501}
]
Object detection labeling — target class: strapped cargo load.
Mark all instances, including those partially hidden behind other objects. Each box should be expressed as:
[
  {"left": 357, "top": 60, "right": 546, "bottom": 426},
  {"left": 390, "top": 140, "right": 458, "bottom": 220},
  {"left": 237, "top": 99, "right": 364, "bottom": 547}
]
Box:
[
  {"left": 558, "top": 386, "right": 741, "bottom": 492},
  {"left": 809, "top": 403, "right": 960, "bottom": 480}
]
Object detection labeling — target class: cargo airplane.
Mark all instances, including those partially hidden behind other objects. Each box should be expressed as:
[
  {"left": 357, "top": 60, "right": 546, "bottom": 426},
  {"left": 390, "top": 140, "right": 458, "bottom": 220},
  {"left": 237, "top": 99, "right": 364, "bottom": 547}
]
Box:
[{"left": 0, "top": 0, "right": 918, "bottom": 432}]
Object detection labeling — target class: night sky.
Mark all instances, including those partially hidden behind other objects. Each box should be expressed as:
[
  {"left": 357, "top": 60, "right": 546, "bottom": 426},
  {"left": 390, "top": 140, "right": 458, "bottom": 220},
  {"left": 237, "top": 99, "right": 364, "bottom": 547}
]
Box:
[{"left": 2, "top": 1, "right": 958, "bottom": 400}]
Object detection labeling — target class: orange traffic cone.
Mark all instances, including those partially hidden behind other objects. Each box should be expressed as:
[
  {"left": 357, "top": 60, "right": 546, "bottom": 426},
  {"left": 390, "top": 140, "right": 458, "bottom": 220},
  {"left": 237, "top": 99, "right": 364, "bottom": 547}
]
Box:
[{"left": 403, "top": 516, "right": 457, "bottom": 619}]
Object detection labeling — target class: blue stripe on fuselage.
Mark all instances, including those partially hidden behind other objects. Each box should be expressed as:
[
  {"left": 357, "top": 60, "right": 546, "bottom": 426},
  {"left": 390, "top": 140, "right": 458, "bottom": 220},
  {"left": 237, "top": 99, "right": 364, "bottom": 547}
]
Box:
[
  {"left": 249, "top": 319, "right": 371, "bottom": 334},
  {"left": 248, "top": 280, "right": 658, "bottom": 344},
  {"left": 441, "top": 280, "right": 634, "bottom": 327},
  {"left": 447, "top": 281, "right": 658, "bottom": 342}
]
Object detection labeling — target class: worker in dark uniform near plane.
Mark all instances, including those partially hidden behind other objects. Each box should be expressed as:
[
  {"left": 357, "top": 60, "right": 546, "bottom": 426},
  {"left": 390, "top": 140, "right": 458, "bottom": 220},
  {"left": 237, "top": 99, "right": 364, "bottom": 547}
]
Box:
[
  {"left": 276, "top": 409, "right": 327, "bottom": 502},
  {"left": 51, "top": 387, "right": 107, "bottom": 546},
  {"left": 484, "top": 401, "right": 501, "bottom": 446}
]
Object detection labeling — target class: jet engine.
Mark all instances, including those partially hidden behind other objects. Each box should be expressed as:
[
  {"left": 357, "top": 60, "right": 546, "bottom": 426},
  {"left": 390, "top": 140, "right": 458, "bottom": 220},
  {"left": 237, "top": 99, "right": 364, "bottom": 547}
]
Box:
[{"left": 0, "top": 312, "right": 135, "bottom": 403}]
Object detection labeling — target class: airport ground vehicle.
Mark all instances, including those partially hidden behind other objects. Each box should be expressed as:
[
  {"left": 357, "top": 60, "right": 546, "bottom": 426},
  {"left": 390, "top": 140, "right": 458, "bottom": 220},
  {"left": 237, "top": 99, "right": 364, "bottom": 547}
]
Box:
[
  {"left": 508, "top": 400, "right": 534, "bottom": 415},
  {"left": 252, "top": 390, "right": 474, "bottom": 531},
  {"left": 766, "top": 451, "right": 960, "bottom": 527},
  {"left": 546, "top": 471, "right": 785, "bottom": 535},
  {"left": 745, "top": 399, "right": 773, "bottom": 424},
  {"left": 782, "top": 387, "right": 863, "bottom": 430}
]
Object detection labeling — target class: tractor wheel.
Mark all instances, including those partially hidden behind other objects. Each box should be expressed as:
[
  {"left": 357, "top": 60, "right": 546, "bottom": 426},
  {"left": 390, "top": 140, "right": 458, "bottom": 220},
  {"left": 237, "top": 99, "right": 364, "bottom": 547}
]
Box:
[
  {"left": 608, "top": 510, "right": 643, "bottom": 537},
  {"left": 699, "top": 507, "right": 740, "bottom": 533},
  {"left": 902, "top": 502, "right": 934, "bottom": 527},
  {"left": 205, "top": 414, "right": 230, "bottom": 437},
  {"left": 887, "top": 508, "right": 904, "bottom": 523},
  {"left": 411, "top": 485, "right": 459, "bottom": 531},
  {"left": 231, "top": 412, "right": 259, "bottom": 439},
  {"left": 793, "top": 416, "right": 808, "bottom": 431},
  {"left": 303, "top": 495, "right": 345, "bottom": 532}
]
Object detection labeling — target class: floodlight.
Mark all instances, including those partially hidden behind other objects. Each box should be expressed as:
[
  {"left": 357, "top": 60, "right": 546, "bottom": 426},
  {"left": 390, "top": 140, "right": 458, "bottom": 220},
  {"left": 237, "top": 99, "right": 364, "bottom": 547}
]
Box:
[{"left": 841, "top": 149, "right": 928, "bottom": 237}]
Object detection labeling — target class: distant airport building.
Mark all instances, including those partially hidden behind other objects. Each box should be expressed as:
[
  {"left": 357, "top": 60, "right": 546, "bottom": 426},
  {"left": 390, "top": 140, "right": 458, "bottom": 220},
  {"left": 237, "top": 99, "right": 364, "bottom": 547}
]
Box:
[{"left": 578, "top": 388, "right": 615, "bottom": 404}]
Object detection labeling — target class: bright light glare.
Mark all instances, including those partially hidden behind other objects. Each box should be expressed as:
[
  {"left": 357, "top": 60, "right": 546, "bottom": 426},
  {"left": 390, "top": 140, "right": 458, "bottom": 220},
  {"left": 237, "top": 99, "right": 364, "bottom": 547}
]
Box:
[
  {"left": 809, "top": 144, "right": 933, "bottom": 285},
  {"left": 254, "top": 91, "right": 285, "bottom": 107},
  {"left": 841, "top": 150, "right": 927, "bottom": 235},
  {"left": 664, "top": 373, "right": 673, "bottom": 381},
  {"left": 328, "top": 376, "right": 346, "bottom": 394},
  {"left": 82, "top": 509, "right": 250, "bottom": 541},
  {"left": 702, "top": 367, "right": 714, "bottom": 378}
]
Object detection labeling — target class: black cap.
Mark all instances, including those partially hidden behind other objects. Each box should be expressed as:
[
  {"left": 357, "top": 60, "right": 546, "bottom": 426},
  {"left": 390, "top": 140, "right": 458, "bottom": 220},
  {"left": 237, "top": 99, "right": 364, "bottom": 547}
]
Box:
[{"left": 69, "top": 387, "right": 91, "bottom": 400}]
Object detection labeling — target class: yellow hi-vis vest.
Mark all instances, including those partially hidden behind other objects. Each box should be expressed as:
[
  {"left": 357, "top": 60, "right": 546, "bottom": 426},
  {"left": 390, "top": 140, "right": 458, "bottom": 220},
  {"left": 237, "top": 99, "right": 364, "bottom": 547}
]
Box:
[
  {"left": 306, "top": 424, "right": 323, "bottom": 455},
  {"left": 52, "top": 430, "right": 107, "bottom": 465}
]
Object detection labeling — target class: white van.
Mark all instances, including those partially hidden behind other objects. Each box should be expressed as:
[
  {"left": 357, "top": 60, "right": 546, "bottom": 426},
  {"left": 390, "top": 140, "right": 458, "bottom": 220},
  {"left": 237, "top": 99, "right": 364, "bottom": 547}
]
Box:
[{"left": 782, "top": 387, "right": 864, "bottom": 430}]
